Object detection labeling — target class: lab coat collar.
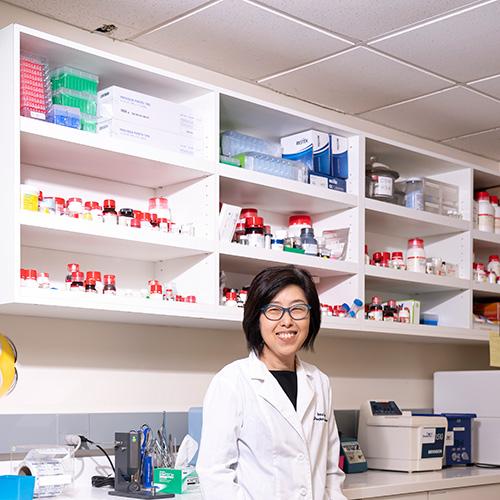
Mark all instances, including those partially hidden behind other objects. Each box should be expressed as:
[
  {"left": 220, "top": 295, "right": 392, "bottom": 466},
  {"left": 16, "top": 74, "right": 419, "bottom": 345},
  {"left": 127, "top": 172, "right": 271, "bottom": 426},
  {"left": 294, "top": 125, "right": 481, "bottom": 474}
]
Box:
[{"left": 247, "top": 351, "right": 315, "bottom": 442}]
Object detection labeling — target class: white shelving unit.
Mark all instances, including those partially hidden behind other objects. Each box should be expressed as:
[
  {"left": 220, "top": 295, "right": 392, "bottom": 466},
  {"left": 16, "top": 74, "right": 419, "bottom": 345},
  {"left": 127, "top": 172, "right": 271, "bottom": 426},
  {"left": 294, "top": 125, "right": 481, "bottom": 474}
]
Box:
[{"left": 0, "top": 24, "right": 499, "bottom": 345}]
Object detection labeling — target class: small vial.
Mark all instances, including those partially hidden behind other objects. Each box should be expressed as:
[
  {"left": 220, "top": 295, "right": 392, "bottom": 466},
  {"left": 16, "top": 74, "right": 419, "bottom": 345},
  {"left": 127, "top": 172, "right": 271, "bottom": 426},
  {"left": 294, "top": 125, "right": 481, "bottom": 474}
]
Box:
[
  {"left": 368, "top": 296, "right": 383, "bottom": 321},
  {"left": 25, "top": 269, "right": 38, "bottom": 288},
  {"left": 149, "top": 283, "right": 163, "bottom": 301},
  {"left": 264, "top": 225, "right": 272, "bottom": 250},
  {"left": 225, "top": 290, "right": 238, "bottom": 306},
  {"left": 237, "top": 289, "right": 247, "bottom": 307},
  {"left": 186, "top": 295, "right": 197, "bottom": 304},
  {"left": 85, "top": 278, "right": 98, "bottom": 294},
  {"left": 118, "top": 208, "right": 134, "bottom": 227},
  {"left": 131, "top": 218, "right": 141, "bottom": 229},
  {"left": 103, "top": 274, "right": 117, "bottom": 295},
  {"left": 66, "top": 263, "right": 80, "bottom": 290},
  {"left": 20, "top": 268, "right": 27, "bottom": 287},
  {"left": 102, "top": 199, "right": 118, "bottom": 225},
  {"left": 86, "top": 271, "right": 103, "bottom": 294},
  {"left": 37, "top": 272, "right": 50, "bottom": 289},
  {"left": 70, "top": 271, "right": 85, "bottom": 292},
  {"left": 271, "top": 238, "right": 284, "bottom": 251}
]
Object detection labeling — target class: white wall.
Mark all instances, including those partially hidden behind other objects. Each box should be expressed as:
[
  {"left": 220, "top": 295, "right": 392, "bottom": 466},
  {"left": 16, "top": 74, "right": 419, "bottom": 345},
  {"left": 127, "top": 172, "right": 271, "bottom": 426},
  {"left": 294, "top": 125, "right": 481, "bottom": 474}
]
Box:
[{"left": 0, "top": 313, "right": 489, "bottom": 413}]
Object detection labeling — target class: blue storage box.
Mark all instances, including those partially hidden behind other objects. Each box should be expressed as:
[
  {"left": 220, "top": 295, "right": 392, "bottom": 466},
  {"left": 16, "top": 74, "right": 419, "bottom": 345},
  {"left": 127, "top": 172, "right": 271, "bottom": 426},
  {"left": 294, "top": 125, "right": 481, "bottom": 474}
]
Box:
[
  {"left": 0, "top": 475, "right": 35, "bottom": 500},
  {"left": 47, "top": 104, "right": 81, "bottom": 129}
]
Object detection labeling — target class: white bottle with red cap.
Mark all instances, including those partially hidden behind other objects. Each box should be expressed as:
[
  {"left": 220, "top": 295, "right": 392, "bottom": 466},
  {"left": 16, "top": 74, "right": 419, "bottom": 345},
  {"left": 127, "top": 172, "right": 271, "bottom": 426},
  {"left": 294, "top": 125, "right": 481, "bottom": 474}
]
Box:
[
  {"left": 407, "top": 238, "right": 426, "bottom": 273},
  {"left": 288, "top": 214, "right": 312, "bottom": 239},
  {"left": 487, "top": 255, "right": 500, "bottom": 278},
  {"left": 491, "top": 195, "right": 500, "bottom": 234},
  {"left": 476, "top": 192, "right": 494, "bottom": 233}
]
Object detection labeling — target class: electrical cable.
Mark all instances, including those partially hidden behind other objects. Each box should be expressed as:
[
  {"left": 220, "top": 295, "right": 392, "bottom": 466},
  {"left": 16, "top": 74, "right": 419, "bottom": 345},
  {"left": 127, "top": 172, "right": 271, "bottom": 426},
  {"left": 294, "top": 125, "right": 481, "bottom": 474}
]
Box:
[{"left": 79, "top": 435, "right": 116, "bottom": 488}]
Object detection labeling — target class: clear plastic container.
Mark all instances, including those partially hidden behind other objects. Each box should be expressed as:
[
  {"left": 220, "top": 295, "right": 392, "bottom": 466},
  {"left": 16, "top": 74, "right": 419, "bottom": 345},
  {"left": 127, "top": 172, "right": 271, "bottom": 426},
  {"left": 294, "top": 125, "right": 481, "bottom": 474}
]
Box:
[
  {"left": 236, "top": 152, "right": 307, "bottom": 182},
  {"left": 81, "top": 113, "right": 97, "bottom": 132},
  {"left": 221, "top": 130, "right": 281, "bottom": 157},
  {"left": 52, "top": 88, "right": 97, "bottom": 116},
  {"left": 50, "top": 66, "right": 99, "bottom": 94},
  {"left": 403, "top": 177, "right": 424, "bottom": 210},
  {"left": 47, "top": 104, "right": 81, "bottom": 129},
  {"left": 365, "top": 162, "right": 399, "bottom": 201}
]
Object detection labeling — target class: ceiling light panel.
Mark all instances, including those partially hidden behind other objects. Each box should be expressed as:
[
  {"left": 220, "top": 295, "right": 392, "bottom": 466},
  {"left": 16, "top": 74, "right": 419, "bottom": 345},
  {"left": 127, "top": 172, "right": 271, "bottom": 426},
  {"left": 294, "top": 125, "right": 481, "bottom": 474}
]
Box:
[
  {"left": 261, "top": 47, "right": 452, "bottom": 114},
  {"left": 256, "top": 0, "right": 478, "bottom": 41},
  {"left": 132, "top": 0, "right": 351, "bottom": 81},
  {"left": 443, "top": 128, "right": 500, "bottom": 160},
  {"left": 5, "top": 0, "right": 209, "bottom": 39},
  {"left": 360, "top": 87, "right": 500, "bottom": 141},
  {"left": 371, "top": 1, "right": 500, "bottom": 82}
]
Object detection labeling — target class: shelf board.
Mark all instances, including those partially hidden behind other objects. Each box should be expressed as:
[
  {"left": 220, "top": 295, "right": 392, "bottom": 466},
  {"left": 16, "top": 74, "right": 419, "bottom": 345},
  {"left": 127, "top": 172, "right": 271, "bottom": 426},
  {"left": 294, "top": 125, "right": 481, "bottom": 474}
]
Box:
[
  {"left": 365, "top": 265, "right": 470, "bottom": 294},
  {"left": 20, "top": 117, "right": 214, "bottom": 188},
  {"left": 220, "top": 242, "right": 358, "bottom": 278},
  {"left": 472, "top": 229, "right": 500, "bottom": 252},
  {"left": 320, "top": 317, "right": 488, "bottom": 344},
  {"left": 472, "top": 281, "right": 500, "bottom": 298},
  {"left": 1, "top": 289, "right": 242, "bottom": 329},
  {"left": 365, "top": 198, "right": 470, "bottom": 238},
  {"left": 20, "top": 211, "right": 215, "bottom": 261},
  {"left": 219, "top": 163, "right": 357, "bottom": 215},
  {"left": 0, "top": 290, "right": 486, "bottom": 344}
]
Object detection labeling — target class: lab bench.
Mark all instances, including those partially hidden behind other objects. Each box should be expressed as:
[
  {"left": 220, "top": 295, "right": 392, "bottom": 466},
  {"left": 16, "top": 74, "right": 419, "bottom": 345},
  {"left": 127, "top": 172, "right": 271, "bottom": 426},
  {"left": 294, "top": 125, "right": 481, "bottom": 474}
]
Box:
[{"left": 15, "top": 463, "right": 500, "bottom": 500}]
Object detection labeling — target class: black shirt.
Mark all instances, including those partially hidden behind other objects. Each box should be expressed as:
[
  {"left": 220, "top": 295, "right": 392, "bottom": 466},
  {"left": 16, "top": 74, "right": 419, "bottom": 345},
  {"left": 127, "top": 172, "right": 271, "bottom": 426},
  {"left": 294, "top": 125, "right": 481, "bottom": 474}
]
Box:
[{"left": 270, "top": 370, "right": 298, "bottom": 410}]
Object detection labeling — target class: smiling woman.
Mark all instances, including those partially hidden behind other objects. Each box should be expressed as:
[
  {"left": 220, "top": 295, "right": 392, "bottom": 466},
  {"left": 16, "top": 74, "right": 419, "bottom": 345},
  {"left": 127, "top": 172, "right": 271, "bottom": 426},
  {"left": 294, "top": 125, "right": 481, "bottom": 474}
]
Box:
[{"left": 196, "top": 265, "right": 346, "bottom": 500}]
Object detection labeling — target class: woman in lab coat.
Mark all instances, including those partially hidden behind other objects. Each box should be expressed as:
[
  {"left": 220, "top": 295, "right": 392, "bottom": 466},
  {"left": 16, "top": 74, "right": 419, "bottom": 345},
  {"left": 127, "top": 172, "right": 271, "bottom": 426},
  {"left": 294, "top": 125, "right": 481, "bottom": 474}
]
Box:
[{"left": 197, "top": 265, "right": 346, "bottom": 500}]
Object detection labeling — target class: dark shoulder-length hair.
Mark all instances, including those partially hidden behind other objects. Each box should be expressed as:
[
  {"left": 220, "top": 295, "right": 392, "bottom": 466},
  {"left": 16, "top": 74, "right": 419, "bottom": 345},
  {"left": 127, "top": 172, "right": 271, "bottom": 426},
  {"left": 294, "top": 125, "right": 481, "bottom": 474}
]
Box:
[{"left": 243, "top": 265, "right": 321, "bottom": 355}]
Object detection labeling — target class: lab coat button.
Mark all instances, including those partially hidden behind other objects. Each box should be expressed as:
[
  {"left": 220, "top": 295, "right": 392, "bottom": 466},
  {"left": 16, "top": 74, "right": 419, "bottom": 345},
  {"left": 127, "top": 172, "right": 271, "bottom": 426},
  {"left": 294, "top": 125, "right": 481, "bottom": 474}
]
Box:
[
  {"left": 297, "top": 453, "right": 304, "bottom": 461},
  {"left": 300, "top": 487, "right": 307, "bottom": 496}
]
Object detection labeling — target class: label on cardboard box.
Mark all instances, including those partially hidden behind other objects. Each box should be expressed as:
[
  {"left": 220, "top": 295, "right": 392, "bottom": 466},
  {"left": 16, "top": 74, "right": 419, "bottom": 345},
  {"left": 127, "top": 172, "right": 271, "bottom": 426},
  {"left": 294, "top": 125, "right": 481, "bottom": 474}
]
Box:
[
  {"left": 309, "top": 172, "right": 346, "bottom": 192},
  {"left": 97, "top": 118, "right": 205, "bottom": 156},
  {"left": 281, "top": 130, "right": 330, "bottom": 174},
  {"left": 154, "top": 467, "right": 198, "bottom": 494},
  {"left": 97, "top": 86, "right": 203, "bottom": 137}
]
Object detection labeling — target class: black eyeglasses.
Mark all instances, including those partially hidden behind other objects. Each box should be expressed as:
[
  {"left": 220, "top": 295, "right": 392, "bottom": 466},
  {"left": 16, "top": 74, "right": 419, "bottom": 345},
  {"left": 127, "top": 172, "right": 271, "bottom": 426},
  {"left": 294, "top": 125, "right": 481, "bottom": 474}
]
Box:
[{"left": 261, "top": 303, "right": 311, "bottom": 321}]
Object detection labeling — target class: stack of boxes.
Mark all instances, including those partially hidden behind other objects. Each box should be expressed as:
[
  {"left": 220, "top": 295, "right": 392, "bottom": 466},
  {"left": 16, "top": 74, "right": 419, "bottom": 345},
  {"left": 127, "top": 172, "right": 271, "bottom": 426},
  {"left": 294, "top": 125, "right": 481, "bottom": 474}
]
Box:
[
  {"left": 50, "top": 66, "right": 99, "bottom": 132},
  {"left": 281, "top": 130, "right": 349, "bottom": 192},
  {"left": 96, "top": 86, "right": 205, "bottom": 156},
  {"left": 20, "top": 53, "right": 52, "bottom": 121}
]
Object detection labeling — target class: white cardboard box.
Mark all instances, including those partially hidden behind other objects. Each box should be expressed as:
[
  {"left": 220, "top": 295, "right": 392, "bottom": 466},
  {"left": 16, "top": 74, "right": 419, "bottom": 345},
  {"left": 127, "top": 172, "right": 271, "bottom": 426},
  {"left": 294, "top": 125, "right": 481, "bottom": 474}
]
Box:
[
  {"left": 97, "top": 86, "right": 203, "bottom": 137},
  {"left": 97, "top": 118, "right": 205, "bottom": 156}
]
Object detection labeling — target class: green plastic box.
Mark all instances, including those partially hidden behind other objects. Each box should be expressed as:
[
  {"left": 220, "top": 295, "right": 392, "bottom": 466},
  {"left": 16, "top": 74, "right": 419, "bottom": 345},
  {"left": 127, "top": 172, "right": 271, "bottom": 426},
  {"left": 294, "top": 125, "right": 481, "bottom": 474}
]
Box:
[
  {"left": 52, "top": 88, "right": 97, "bottom": 116},
  {"left": 51, "top": 66, "right": 98, "bottom": 94},
  {"left": 81, "top": 113, "right": 97, "bottom": 133}
]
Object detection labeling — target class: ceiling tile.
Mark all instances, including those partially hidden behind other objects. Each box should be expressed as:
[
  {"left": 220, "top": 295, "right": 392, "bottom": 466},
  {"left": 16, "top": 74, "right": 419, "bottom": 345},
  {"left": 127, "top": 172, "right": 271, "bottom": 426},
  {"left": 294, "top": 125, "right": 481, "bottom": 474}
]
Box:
[
  {"left": 261, "top": 47, "right": 451, "bottom": 114},
  {"left": 443, "top": 129, "right": 500, "bottom": 161},
  {"left": 132, "top": 0, "right": 351, "bottom": 81},
  {"left": 470, "top": 75, "right": 500, "bottom": 100},
  {"left": 371, "top": 1, "right": 500, "bottom": 82},
  {"left": 257, "top": 0, "right": 476, "bottom": 41},
  {"left": 4, "top": 0, "right": 209, "bottom": 39},
  {"left": 360, "top": 87, "right": 500, "bottom": 141}
]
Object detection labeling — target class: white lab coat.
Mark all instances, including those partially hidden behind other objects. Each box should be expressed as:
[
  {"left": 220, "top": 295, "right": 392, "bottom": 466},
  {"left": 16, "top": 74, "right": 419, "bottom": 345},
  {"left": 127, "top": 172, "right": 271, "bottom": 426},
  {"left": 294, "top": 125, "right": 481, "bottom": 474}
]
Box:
[{"left": 196, "top": 351, "right": 346, "bottom": 500}]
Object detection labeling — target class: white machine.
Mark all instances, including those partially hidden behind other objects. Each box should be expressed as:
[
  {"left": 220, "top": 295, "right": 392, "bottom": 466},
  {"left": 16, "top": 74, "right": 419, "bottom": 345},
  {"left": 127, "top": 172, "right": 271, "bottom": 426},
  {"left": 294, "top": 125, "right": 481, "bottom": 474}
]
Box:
[
  {"left": 357, "top": 400, "right": 448, "bottom": 472},
  {"left": 434, "top": 370, "right": 500, "bottom": 466}
]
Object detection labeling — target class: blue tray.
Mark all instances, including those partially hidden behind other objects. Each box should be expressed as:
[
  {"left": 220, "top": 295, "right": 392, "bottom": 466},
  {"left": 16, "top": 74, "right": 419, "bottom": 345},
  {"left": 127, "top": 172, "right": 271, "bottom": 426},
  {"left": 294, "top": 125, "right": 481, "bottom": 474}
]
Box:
[{"left": 0, "top": 475, "right": 35, "bottom": 500}]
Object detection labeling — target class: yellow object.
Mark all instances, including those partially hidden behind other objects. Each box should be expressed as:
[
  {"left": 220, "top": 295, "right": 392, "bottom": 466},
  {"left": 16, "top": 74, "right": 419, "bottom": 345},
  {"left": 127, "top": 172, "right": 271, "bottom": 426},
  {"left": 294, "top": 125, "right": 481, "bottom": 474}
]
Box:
[
  {"left": 0, "top": 334, "right": 18, "bottom": 397},
  {"left": 20, "top": 184, "right": 39, "bottom": 211},
  {"left": 489, "top": 332, "right": 500, "bottom": 368}
]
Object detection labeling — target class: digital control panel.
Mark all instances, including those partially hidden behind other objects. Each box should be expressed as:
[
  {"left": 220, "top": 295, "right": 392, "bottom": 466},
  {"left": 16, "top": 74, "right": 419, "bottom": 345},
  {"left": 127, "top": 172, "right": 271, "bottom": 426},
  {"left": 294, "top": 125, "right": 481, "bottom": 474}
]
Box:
[{"left": 370, "top": 400, "right": 403, "bottom": 416}]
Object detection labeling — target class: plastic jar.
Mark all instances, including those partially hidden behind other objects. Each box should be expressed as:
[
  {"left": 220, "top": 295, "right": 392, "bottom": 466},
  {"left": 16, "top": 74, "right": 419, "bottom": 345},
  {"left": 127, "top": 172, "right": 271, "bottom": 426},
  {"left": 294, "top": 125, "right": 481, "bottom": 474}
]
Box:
[
  {"left": 142, "top": 212, "right": 154, "bottom": 230},
  {"left": 70, "top": 271, "right": 85, "bottom": 292},
  {"left": 66, "top": 263, "right": 80, "bottom": 290},
  {"left": 39, "top": 197, "right": 56, "bottom": 215},
  {"left": 366, "top": 163, "right": 399, "bottom": 201},
  {"left": 131, "top": 218, "right": 141, "bottom": 229},
  {"left": 118, "top": 208, "right": 134, "bottom": 227},
  {"left": 85, "top": 278, "right": 98, "bottom": 294},
  {"left": 404, "top": 178, "right": 424, "bottom": 210},
  {"left": 383, "top": 299, "right": 398, "bottom": 321},
  {"left": 158, "top": 218, "right": 171, "bottom": 233},
  {"left": 20, "top": 268, "right": 27, "bottom": 287},
  {"left": 271, "top": 238, "right": 284, "bottom": 251},
  {"left": 368, "top": 296, "right": 383, "bottom": 321},
  {"left": 300, "top": 228, "right": 318, "bottom": 256},
  {"left": 288, "top": 214, "right": 312, "bottom": 239},
  {"left": 86, "top": 271, "right": 103, "bottom": 294},
  {"left": 264, "top": 225, "right": 272, "bottom": 250},
  {"left": 25, "top": 269, "right": 38, "bottom": 288},
  {"left": 149, "top": 283, "right": 163, "bottom": 301},
  {"left": 473, "top": 263, "right": 487, "bottom": 282},
  {"left": 487, "top": 255, "right": 500, "bottom": 277},
  {"left": 240, "top": 208, "right": 258, "bottom": 224},
  {"left": 372, "top": 252, "right": 383, "bottom": 266},
  {"left": 491, "top": 195, "right": 500, "bottom": 234},
  {"left": 37, "top": 272, "right": 50, "bottom": 289},
  {"left": 407, "top": 238, "right": 426, "bottom": 273},
  {"left": 103, "top": 274, "right": 117, "bottom": 295},
  {"left": 225, "top": 290, "right": 238, "bottom": 306},
  {"left": 103, "top": 199, "right": 118, "bottom": 225},
  {"left": 149, "top": 197, "right": 170, "bottom": 220},
  {"left": 186, "top": 295, "right": 197, "bottom": 304},
  {"left": 391, "top": 251, "right": 406, "bottom": 270},
  {"left": 476, "top": 191, "right": 494, "bottom": 232},
  {"left": 87, "top": 201, "right": 102, "bottom": 222},
  {"left": 233, "top": 222, "right": 246, "bottom": 243},
  {"left": 67, "top": 197, "right": 83, "bottom": 217},
  {"left": 245, "top": 216, "right": 265, "bottom": 248},
  {"left": 20, "top": 184, "right": 39, "bottom": 211}
]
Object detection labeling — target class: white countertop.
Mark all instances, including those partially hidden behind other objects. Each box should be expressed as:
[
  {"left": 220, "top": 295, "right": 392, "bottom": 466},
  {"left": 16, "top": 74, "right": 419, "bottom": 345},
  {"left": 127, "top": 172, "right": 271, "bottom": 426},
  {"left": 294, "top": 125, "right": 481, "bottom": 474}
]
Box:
[{"left": 3, "top": 457, "right": 500, "bottom": 499}]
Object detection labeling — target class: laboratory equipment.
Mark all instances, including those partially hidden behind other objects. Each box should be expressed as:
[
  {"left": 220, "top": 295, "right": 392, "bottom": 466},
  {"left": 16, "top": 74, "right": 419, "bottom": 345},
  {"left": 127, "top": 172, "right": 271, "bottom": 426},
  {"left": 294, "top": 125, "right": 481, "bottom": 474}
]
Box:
[
  {"left": 47, "top": 104, "right": 80, "bottom": 129},
  {"left": 50, "top": 66, "right": 99, "bottom": 94},
  {"left": 434, "top": 370, "right": 500, "bottom": 466},
  {"left": 221, "top": 130, "right": 281, "bottom": 157},
  {"left": 340, "top": 438, "right": 368, "bottom": 473},
  {"left": 357, "top": 400, "right": 447, "bottom": 472},
  {"left": 236, "top": 151, "right": 308, "bottom": 182},
  {"left": 365, "top": 160, "right": 399, "bottom": 201},
  {"left": 109, "top": 431, "right": 173, "bottom": 498}
]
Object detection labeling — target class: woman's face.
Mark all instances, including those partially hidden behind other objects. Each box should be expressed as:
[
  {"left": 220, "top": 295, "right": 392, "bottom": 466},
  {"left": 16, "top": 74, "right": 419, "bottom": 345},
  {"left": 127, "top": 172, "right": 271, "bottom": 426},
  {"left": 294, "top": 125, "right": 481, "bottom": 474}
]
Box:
[{"left": 259, "top": 284, "right": 310, "bottom": 370}]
